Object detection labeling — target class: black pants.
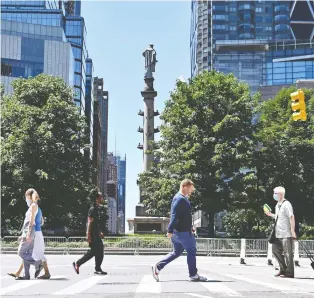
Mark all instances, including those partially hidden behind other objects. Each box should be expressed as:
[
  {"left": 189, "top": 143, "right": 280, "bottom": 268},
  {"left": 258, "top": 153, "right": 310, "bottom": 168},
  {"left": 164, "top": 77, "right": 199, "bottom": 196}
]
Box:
[
  {"left": 272, "top": 237, "right": 294, "bottom": 276},
  {"left": 76, "top": 239, "right": 104, "bottom": 271}
]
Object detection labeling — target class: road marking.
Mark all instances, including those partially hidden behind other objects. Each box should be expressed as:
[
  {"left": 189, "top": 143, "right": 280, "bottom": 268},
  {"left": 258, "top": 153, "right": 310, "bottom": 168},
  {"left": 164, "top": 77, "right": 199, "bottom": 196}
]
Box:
[
  {"left": 53, "top": 276, "right": 104, "bottom": 295},
  {"left": 185, "top": 293, "right": 214, "bottom": 298},
  {"left": 274, "top": 276, "right": 314, "bottom": 286},
  {"left": 200, "top": 281, "right": 241, "bottom": 297},
  {"left": 224, "top": 274, "right": 309, "bottom": 292},
  {"left": 0, "top": 280, "right": 42, "bottom": 295},
  {"left": 136, "top": 274, "right": 161, "bottom": 293}
]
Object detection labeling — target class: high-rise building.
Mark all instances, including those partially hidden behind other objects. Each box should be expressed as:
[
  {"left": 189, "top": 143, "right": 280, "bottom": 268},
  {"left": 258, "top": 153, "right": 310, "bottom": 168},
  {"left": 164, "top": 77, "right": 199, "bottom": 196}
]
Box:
[
  {"left": 107, "top": 197, "right": 117, "bottom": 234},
  {"left": 93, "top": 78, "right": 109, "bottom": 194},
  {"left": 116, "top": 155, "right": 126, "bottom": 234},
  {"left": 1, "top": 0, "right": 88, "bottom": 113},
  {"left": 190, "top": 1, "right": 314, "bottom": 92},
  {"left": 1, "top": 19, "right": 74, "bottom": 94},
  {"left": 106, "top": 153, "right": 118, "bottom": 235},
  {"left": 85, "top": 57, "right": 94, "bottom": 161}
]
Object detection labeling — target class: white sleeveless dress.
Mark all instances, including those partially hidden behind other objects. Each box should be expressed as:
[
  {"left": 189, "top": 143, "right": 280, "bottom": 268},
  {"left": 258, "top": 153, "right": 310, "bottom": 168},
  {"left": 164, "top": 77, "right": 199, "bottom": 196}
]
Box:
[{"left": 32, "top": 205, "right": 46, "bottom": 262}]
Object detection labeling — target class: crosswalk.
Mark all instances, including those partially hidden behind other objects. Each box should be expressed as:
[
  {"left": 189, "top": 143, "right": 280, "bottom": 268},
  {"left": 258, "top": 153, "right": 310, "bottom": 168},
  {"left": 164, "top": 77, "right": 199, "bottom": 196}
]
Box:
[{"left": 0, "top": 270, "right": 313, "bottom": 297}]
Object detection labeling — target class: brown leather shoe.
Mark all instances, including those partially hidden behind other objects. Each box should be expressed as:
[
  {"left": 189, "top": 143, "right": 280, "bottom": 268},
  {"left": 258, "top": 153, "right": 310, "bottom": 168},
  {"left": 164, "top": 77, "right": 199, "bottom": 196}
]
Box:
[{"left": 274, "top": 271, "right": 286, "bottom": 277}]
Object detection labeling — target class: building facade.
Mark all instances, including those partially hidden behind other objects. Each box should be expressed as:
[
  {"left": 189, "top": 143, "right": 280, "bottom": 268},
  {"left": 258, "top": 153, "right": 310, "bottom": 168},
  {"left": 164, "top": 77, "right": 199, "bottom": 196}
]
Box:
[
  {"left": 85, "top": 57, "right": 94, "bottom": 161},
  {"left": 93, "top": 77, "right": 109, "bottom": 196},
  {"left": 190, "top": 0, "right": 314, "bottom": 92},
  {"left": 1, "top": 0, "right": 88, "bottom": 113},
  {"left": 107, "top": 197, "right": 117, "bottom": 235},
  {"left": 1, "top": 19, "right": 74, "bottom": 94},
  {"left": 106, "top": 153, "right": 118, "bottom": 235},
  {"left": 116, "top": 155, "right": 126, "bottom": 234}
]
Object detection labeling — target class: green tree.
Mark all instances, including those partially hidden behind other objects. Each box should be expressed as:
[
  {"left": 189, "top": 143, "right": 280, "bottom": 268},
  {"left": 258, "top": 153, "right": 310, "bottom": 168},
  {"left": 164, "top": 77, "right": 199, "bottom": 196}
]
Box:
[
  {"left": 138, "top": 71, "right": 260, "bottom": 236},
  {"left": 1, "top": 74, "right": 102, "bottom": 234},
  {"left": 222, "top": 209, "right": 272, "bottom": 238},
  {"left": 255, "top": 87, "right": 314, "bottom": 229}
]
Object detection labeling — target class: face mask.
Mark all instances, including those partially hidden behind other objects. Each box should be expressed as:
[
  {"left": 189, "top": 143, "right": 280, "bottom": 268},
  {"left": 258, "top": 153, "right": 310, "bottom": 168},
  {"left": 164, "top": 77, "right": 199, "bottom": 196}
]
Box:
[
  {"left": 273, "top": 194, "right": 279, "bottom": 201},
  {"left": 26, "top": 198, "right": 32, "bottom": 207}
]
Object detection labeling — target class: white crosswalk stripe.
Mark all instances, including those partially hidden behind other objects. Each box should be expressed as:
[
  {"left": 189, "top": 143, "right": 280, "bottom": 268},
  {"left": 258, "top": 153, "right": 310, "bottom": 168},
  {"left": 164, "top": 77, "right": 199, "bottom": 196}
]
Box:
[
  {"left": 185, "top": 293, "right": 214, "bottom": 298},
  {"left": 224, "top": 274, "right": 314, "bottom": 295},
  {"left": 53, "top": 276, "right": 104, "bottom": 296},
  {"left": 200, "top": 281, "right": 241, "bottom": 297},
  {"left": 136, "top": 274, "right": 161, "bottom": 293},
  {"left": 0, "top": 280, "right": 42, "bottom": 295},
  {"left": 0, "top": 270, "right": 313, "bottom": 296}
]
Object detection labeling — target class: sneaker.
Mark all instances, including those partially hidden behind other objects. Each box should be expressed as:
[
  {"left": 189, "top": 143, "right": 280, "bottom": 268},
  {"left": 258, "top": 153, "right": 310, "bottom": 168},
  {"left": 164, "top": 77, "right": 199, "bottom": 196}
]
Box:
[
  {"left": 151, "top": 264, "right": 159, "bottom": 282},
  {"left": 280, "top": 274, "right": 294, "bottom": 278},
  {"left": 72, "top": 262, "right": 79, "bottom": 274},
  {"left": 190, "top": 274, "right": 208, "bottom": 282},
  {"left": 274, "top": 271, "right": 285, "bottom": 277},
  {"left": 94, "top": 270, "right": 107, "bottom": 275},
  {"left": 35, "top": 262, "right": 44, "bottom": 278}
]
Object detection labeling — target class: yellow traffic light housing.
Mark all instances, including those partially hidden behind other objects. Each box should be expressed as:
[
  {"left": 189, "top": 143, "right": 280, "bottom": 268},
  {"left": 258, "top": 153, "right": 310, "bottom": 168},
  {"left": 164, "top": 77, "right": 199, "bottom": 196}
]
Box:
[{"left": 290, "top": 89, "right": 306, "bottom": 121}]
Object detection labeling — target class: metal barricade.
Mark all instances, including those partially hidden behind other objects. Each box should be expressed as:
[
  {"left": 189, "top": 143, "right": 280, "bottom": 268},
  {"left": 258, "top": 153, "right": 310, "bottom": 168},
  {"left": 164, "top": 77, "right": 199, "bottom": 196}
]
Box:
[
  {"left": 103, "top": 237, "right": 138, "bottom": 254},
  {"left": 0, "top": 236, "right": 313, "bottom": 258},
  {"left": 137, "top": 237, "right": 172, "bottom": 255},
  {"left": 299, "top": 240, "right": 314, "bottom": 258},
  {"left": 44, "top": 237, "right": 67, "bottom": 254},
  {"left": 206, "top": 238, "right": 241, "bottom": 256},
  {"left": 245, "top": 239, "right": 268, "bottom": 257}
]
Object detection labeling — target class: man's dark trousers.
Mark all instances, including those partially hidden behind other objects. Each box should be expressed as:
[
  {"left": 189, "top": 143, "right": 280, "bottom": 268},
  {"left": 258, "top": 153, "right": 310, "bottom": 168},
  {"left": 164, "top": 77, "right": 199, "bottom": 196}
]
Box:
[
  {"left": 272, "top": 237, "right": 294, "bottom": 276},
  {"left": 157, "top": 231, "right": 197, "bottom": 277},
  {"left": 76, "top": 238, "right": 104, "bottom": 271}
]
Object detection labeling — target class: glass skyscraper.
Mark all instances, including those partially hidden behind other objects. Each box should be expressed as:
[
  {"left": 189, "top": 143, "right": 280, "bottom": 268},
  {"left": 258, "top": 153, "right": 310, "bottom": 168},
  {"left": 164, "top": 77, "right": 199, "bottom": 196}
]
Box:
[
  {"left": 1, "top": 0, "right": 95, "bottom": 168},
  {"left": 117, "top": 155, "right": 126, "bottom": 234},
  {"left": 1, "top": 0, "right": 88, "bottom": 112},
  {"left": 85, "top": 57, "right": 94, "bottom": 161},
  {"left": 190, "top": 0, "right": 314, "bottom": 92}
]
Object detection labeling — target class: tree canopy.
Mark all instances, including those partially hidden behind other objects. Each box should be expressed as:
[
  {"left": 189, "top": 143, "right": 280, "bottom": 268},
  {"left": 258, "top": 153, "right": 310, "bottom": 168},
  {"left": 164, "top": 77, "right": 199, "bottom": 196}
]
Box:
[{"left": 1, "top": 74, "right": 101, "bottom": 234}]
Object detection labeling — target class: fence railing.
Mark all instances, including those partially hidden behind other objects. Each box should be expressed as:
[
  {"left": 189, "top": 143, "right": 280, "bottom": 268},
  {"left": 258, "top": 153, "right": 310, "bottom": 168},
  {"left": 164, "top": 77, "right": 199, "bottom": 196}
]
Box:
[{"left": 1, "top": 236, "right": 313, "bottom": 257}]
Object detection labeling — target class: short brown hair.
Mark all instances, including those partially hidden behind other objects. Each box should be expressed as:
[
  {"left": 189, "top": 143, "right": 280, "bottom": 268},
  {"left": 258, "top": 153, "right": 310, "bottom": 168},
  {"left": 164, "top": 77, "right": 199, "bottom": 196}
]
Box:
[{"left": 180, "top": 179, "right": 194, "bottom": 188}]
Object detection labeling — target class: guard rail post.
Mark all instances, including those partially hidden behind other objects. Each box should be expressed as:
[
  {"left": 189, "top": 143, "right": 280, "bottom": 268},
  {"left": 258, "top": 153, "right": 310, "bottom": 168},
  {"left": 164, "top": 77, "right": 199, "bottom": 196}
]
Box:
[{"left": 240, "top": 238, "right": 246, "bottom": 264}]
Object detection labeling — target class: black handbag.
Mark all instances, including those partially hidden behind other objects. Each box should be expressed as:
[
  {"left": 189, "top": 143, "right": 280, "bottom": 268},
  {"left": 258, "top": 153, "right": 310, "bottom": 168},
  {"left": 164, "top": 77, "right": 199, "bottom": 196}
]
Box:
[
  {"left": 267, "top": 200, "right": 286, "bottom": 244},
  {"left": 268, "top": 223, "right": 277, "bottom": 244}
]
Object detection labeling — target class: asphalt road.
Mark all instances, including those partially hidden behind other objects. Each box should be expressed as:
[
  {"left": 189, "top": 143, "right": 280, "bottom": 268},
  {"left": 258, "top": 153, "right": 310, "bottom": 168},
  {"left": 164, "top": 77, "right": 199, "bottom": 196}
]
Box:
[{"left": 0, "top": 255, "right": 313, "bottom": 298}]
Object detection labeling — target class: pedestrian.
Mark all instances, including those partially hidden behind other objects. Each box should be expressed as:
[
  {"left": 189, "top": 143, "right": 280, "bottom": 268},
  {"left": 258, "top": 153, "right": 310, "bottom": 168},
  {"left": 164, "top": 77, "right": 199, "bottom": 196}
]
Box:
[
  {"left": 152, "top": 179, "right": 207, "bottom": 282},
  {"left": 16, "top": 189, "right": 43, "bottom": 280},
  {"left": 72, "top": 190, "right": 107, "bottom": 275},
  {"left": 8, "top": 207, "right": 51, "bottom": 279},
  {"left": 265, "top": 186, "right": 296, "bottom": 278}
]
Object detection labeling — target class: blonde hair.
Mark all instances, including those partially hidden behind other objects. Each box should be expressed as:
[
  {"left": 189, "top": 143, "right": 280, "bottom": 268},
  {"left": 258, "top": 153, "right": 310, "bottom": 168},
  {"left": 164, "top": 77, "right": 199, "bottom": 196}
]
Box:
[
  {"left": 25, "top": 188, "right": 40, "bottom": 202},
  {"left": 273, "top": 186, "right": 285, "bottom": 196},
  {"left": 180, "top": 179, "right": 194, "bottom": 188}
]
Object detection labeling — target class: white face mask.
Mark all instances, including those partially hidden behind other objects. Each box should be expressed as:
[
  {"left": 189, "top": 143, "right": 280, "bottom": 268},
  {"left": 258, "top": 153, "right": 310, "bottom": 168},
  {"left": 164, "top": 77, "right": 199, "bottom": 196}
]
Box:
[{"left": 26, "top": 198, "right": 33, "bottom": 207}]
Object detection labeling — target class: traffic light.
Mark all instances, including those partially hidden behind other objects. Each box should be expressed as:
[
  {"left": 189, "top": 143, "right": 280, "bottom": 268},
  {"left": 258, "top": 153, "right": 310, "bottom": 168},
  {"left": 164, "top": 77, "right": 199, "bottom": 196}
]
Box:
[{"left": 290, "top": 89, "right": 306, "bottom": 121}]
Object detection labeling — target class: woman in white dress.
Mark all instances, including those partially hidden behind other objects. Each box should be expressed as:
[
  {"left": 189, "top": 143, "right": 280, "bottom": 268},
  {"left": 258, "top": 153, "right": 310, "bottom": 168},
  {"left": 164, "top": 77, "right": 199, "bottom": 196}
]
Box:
[
  {"left": 8, "top": 208, "right": 51, "bottom": 279},
  {"left": 15, "top": 189, "right": 50, "bottom": 280}
]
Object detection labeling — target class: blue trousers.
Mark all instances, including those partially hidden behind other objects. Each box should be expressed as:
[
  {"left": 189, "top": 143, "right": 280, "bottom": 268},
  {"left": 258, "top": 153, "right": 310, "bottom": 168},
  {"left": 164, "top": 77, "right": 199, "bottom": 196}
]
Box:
[
  {"left": 157, "top": 231, "right": 197, "bottom": 277},
  {"left": 18, "top": 234, "right": 42, "bottom": 279}
]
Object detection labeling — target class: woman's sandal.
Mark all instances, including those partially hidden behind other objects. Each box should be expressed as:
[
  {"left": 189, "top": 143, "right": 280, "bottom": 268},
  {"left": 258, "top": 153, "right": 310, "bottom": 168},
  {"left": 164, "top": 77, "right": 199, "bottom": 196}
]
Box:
[
  {"left": 37, "top": 273, "right": 51, "bottom": 279},
  {"left": 7, "top": 273, "right": 18, "bottom": 278}
]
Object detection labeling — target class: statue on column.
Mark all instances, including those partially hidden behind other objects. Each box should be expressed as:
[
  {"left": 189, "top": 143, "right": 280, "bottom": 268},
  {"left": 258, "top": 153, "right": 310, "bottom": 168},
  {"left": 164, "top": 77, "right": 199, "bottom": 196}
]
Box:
[{"left": 143, "top": 44, "right": 157, "bottom": 79}]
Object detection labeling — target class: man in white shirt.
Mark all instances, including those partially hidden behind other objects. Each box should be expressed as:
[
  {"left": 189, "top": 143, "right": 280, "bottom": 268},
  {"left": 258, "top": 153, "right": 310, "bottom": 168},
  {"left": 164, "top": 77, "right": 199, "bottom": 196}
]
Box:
[{"left": 265, "top": 186, "right": 296, "bottom": 278}]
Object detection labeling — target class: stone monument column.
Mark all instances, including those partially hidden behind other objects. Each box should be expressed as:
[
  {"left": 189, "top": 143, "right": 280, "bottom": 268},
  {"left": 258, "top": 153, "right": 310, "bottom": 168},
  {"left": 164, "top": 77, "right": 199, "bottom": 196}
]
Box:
[{"left": 128, "top": 44, "right": 169, "bottom": 233}]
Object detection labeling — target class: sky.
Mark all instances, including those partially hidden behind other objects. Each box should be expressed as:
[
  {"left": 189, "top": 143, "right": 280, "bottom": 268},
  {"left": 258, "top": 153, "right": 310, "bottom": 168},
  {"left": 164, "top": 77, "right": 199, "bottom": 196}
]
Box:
[{"left": 82, "top": 1, "right": 191, "bottom": 231}]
